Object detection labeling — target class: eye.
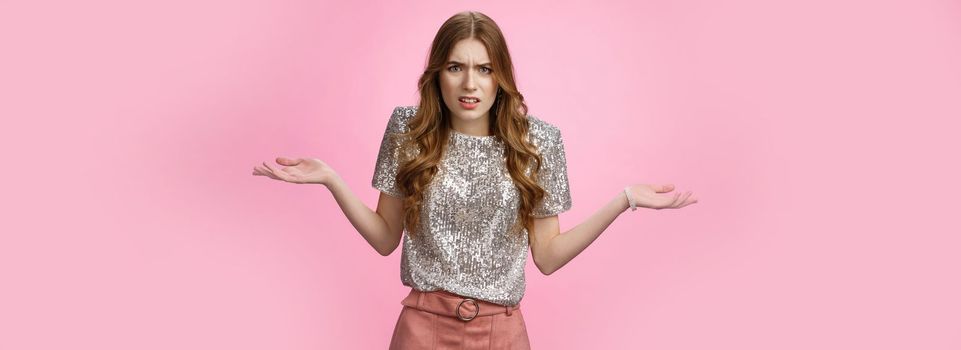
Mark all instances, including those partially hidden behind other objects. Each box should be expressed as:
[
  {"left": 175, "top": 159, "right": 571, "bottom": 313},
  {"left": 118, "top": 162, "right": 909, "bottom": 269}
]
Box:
[
  {"left": 447, "top": 65, "right": 461, "bottom": 72},
  {"left": 480, "top": 67, "right": 492, "bottom": 74}
]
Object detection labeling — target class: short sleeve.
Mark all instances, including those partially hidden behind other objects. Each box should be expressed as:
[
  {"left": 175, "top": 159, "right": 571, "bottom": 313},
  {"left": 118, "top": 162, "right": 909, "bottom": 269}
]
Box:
[
  {"left": 371, "top": 106, "right": 411, "bottom": 198},
  {"left": 530, "top": 124, "right": 573, "bottom": 218}
]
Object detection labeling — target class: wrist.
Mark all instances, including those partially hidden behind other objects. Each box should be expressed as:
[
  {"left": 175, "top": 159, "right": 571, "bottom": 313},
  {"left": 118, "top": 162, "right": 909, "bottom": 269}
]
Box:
[
  {"left": 323, "top": 173, "right": 344, "bottom": 189},
  {"left": 617, "top": 190, "right": 630, "bottom": 212},
  {"left": 622, "top": 187, "right": 637, "bottom": 212}
]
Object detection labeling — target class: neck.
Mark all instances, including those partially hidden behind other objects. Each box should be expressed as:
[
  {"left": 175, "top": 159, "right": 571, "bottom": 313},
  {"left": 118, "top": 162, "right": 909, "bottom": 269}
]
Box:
[{"left": 450, "top": 112, "right": 492, "bottom": 137}]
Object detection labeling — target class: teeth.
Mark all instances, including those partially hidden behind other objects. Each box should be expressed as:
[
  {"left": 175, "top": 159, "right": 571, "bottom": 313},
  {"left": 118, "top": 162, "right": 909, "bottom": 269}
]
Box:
[{"left": 460, "top": 98, "right": 478, "bottom": 103}]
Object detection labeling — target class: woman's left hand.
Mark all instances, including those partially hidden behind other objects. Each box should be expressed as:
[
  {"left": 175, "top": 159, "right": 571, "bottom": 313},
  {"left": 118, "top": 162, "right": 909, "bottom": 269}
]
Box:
[{"left": 626, "top": 183, "right": 698, "bottom": 210}]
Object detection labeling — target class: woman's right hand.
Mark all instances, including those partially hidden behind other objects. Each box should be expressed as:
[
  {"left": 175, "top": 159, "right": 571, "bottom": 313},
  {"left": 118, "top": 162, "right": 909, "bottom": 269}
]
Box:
[{"left": 252, "top": 157, "right": 338, "bottom": 186}]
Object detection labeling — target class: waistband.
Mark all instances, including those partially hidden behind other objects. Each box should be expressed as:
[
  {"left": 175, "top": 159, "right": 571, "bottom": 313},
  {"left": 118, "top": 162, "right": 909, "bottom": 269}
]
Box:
[{"left": 400, "top": 288, "right": 520, "bottom": 322}]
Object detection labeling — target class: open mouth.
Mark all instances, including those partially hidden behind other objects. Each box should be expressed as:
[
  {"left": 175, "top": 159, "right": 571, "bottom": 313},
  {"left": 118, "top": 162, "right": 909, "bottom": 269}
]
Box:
[{"left": 458, "top": 96, "right": 480, "bottom": 109}]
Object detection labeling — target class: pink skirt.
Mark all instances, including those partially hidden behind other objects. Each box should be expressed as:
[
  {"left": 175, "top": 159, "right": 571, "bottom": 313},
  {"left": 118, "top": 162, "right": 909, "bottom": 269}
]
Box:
[{"left": 389, "top": 288, "right": 531, "bottom": 349}]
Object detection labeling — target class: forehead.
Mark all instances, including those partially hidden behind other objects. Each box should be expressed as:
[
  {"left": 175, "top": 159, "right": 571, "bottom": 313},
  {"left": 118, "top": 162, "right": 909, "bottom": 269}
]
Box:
[{"left": 447, "top": 38, "right": 490, "bottom": 63}]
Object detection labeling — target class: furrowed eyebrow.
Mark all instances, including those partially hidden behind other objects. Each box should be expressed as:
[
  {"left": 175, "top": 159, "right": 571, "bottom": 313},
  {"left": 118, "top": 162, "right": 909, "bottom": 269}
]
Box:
[{"left": 447, "top": 60, "right": 492, "bottom": 67}]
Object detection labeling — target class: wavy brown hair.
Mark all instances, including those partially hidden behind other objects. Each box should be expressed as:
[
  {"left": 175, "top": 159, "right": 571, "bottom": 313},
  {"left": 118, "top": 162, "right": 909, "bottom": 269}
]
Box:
[{"left": 394, "top": 11, "right": 549, "bottom": 244}]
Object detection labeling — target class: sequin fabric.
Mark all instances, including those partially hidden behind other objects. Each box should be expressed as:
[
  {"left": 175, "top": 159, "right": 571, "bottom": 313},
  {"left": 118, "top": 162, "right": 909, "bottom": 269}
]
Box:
[{"left": 371, "top": 105, "right": 572, "bottom": 306}]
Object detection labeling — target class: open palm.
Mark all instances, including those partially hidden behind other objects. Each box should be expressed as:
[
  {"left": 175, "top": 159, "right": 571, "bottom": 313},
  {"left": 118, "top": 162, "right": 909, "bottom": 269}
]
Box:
[
  {"left": 627, "top": 183, "right": 698, "bottom": 210},
  {"left": 252, "top": 157, "right": 336, "bottom": 185}
]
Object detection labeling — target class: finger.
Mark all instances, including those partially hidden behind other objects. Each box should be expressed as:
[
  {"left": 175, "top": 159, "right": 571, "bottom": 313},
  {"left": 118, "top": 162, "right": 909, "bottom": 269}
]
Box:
[
  {"left": 660, "top": 192, "right": 681, "bottom": 209},
  {"left": 266, "top": 162, "right": 298, "bottom": 183},
  {"left": 671, "top": 192, "right": 687, "bottom": 208},
  {"left": 670, "top": 191, "right": 687, "bottom": 207},
  {"left": 262, "top": 161, "right": 278, "bottom": 176},
  {"left": 277, "top": 157, "right": 301, "bottom": 166},
  {"left": 259, "top": 163, "right": 285, "bottom": 181},
  {"left": 656, "top": 184, "right": 675, "bottom": 193},
  {"left": 263, "top": 161, "right": 289, "bottom": 181},
  {"left": 262, "top": 170, "right": 282, "bottom": 181},
  {"left": 674, "top": 191, "right": 693, "bottom": 208}
]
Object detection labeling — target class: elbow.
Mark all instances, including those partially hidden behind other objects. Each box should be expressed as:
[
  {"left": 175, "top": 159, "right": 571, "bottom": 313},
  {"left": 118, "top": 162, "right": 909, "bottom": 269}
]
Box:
[
  {"left": 375, "top": 229, "right": 403, "bottom": 256},
  {"left": 532, "top": 248, "right": 558, "bottom": 275},
  {"left": 377, "top": 240, "right": 401, "bottom": 257},
  {"left": 534, "top": 260, "right": 558, "bottom": 276},
  {"left": 377, "top": 244, "right": 396, "bottom": 257}
]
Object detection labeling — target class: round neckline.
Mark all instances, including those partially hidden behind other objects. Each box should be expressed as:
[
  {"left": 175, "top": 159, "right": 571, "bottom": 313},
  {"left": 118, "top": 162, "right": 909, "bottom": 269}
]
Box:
[{"left": 450, "top": 128, "right": 497, "bottom": 140}]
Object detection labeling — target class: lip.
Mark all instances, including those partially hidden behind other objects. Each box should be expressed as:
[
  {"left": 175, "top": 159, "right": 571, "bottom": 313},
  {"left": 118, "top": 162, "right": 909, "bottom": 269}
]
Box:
[{"left": 458, "top": 96, "right": 480, "bottom": 110}]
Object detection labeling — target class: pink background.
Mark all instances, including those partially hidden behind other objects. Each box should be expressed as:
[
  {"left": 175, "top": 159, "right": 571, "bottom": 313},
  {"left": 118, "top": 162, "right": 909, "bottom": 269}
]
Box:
[{"left": 2, "top": 0, "right": 960, "bottom": 349}]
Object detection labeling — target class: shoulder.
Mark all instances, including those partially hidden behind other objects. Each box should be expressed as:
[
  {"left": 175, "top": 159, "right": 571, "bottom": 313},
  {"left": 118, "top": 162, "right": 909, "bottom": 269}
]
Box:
[
  {"left": 385, "top": 105, "right": 418, "bottom": 134},
  {"left": 525, "top": 114, "right": 564, "bottom": 148}
]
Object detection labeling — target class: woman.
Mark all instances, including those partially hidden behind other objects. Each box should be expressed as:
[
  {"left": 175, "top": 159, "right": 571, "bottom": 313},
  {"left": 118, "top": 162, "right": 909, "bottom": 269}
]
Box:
[{"left": 253, "top": 10, "right": 697, "bottom": 349}]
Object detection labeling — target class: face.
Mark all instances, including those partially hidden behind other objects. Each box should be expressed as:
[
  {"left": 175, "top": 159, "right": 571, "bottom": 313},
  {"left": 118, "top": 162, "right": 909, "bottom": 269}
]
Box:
[{"left": 439, "top": 37, "right": 498, "bottom": 125}]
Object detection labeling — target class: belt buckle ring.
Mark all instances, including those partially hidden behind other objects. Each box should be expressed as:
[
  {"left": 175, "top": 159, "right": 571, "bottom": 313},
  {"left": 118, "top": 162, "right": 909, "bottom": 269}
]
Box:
[{"left": 456, "top": 298, "right": 479, "bottom": 321}]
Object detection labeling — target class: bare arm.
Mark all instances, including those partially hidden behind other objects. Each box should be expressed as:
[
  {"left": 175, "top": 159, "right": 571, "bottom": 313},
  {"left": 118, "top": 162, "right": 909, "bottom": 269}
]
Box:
[
  {"left": 529, "top": 184, "right": 697, "bottom": 275},
  {"left": 325, "top": 174, "right": 405, "bottom": 256},
  {"left": 253, "top": 157, "right": 405, "bottom": 256},
  {"left": 529, "top": 191, "right": 629, "bottom": 275}
]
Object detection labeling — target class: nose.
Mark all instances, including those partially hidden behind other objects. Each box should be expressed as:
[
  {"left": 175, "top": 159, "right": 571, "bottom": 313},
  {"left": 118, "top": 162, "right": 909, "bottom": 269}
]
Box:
[{"left": 463, "top": 70, "right": 477, "bottom": 91}]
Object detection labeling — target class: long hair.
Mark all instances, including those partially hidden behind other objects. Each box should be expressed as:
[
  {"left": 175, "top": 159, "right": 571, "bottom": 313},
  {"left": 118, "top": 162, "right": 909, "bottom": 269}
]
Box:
[{"left": 395, "top": 11, "right": 548, "bottom": 243}]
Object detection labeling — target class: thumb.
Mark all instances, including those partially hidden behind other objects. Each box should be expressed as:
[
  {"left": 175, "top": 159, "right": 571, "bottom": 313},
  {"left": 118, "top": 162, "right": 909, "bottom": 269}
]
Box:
[
  {"left": 276, "top": 157, "right": 302, "bottom": 165},
  {"left": 656, "top": 183, "right": 675, "bottom": 193}
]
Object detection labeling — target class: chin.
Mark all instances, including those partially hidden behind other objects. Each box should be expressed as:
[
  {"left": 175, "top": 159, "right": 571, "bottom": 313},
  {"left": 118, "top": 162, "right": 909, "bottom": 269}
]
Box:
[
  {"left": 468, "top": 109, "right": 491, "bottom": 118},
  {"left": 450, "top": 107, "right": 487, "bottom": 118}
]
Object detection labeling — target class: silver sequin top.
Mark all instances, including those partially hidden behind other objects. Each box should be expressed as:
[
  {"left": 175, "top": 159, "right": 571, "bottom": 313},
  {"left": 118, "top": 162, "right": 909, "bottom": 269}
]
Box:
[{"left": 371, "top": 105, "right": 572, "bottom": 306}]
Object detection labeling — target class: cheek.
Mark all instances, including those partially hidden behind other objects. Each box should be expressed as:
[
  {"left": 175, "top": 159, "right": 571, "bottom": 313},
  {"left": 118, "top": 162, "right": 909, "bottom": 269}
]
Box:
[
  {"left": 440, "top": 75, "right": 459, "bottom": 96},
  {"left": 484, "top": 79, "right": 497, "bottom": 97},
  {"left": 438, "top": 78, "right": 453, "bottom": 99}
]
